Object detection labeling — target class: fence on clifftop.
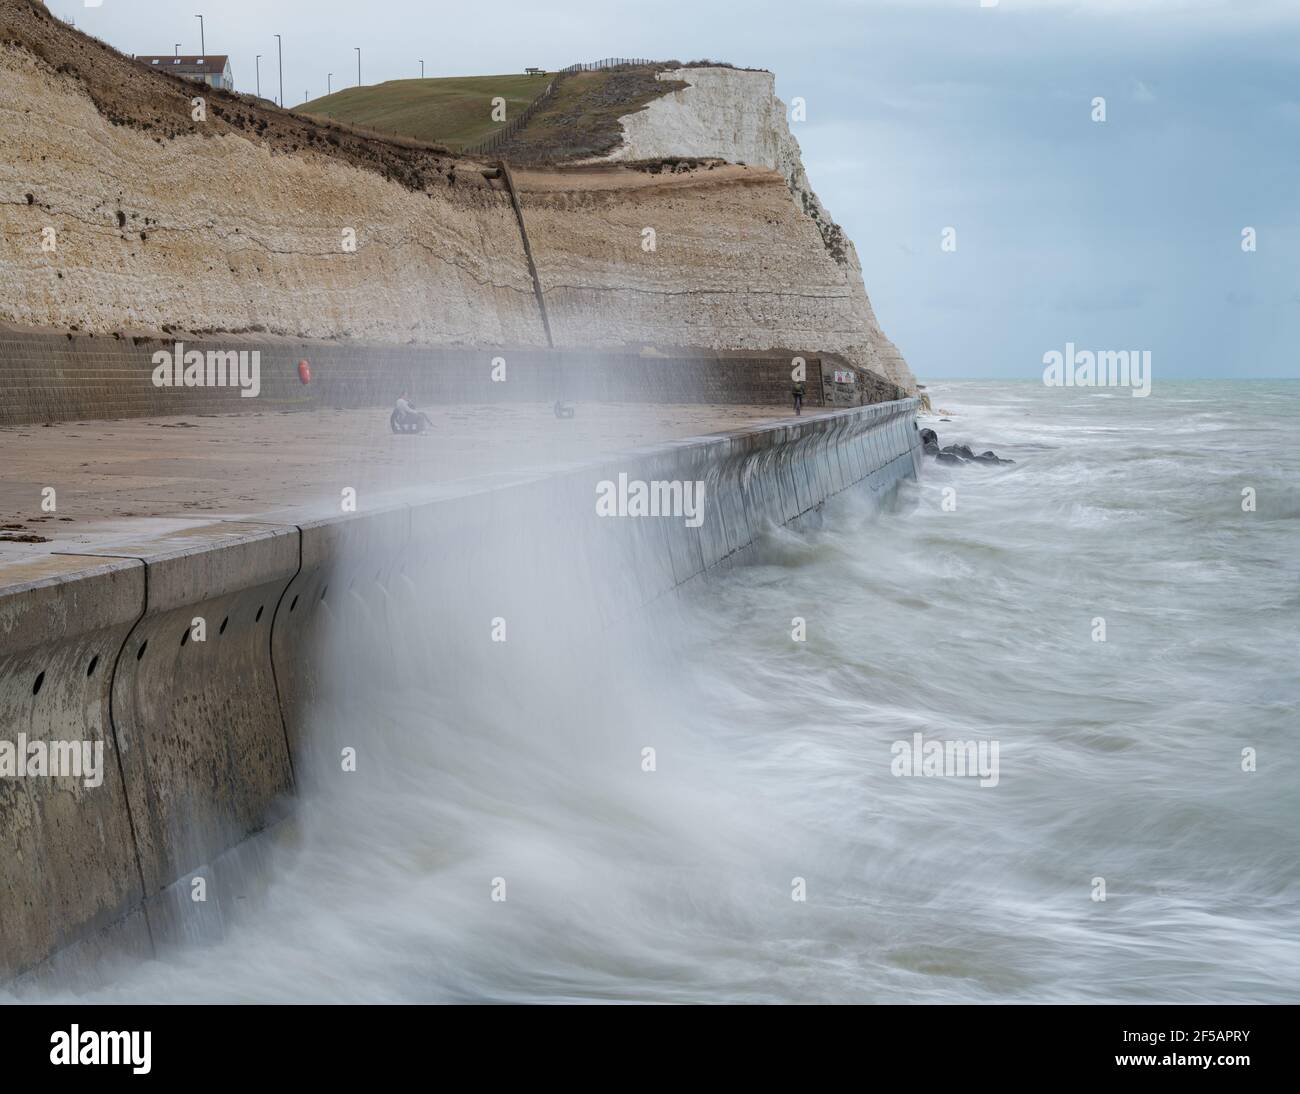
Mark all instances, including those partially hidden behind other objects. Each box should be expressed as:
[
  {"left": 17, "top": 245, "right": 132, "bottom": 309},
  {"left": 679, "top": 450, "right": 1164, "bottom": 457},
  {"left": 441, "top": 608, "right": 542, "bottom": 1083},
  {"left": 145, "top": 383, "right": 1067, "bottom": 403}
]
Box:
[
  {"left": 464, "top": 77, "right": 558, "bottom": 155},
  {"left": 463, "top": 57, "right": 663, "bottom": 156},
  {"left": 558, "top": 57, "right": 657, "bottom": 73}
]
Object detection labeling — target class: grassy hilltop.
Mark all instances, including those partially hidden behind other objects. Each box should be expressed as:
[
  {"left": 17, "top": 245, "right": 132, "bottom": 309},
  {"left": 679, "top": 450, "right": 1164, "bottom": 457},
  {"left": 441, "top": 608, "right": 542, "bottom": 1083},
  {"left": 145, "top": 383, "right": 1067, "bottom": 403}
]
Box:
[
  {"left": 300, "top": 66, "right": 684, "bottom": 161},
  {"left": 301, "top": 73, "right": 549, "bottom": 150}
]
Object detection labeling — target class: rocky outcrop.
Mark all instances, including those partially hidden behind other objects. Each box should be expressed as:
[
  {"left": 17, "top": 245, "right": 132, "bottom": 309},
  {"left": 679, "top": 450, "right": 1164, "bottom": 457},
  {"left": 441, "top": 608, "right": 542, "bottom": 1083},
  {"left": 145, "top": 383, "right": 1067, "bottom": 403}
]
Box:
[{"left": 921, "top": 428, "right": 1014, "bottom": 465}]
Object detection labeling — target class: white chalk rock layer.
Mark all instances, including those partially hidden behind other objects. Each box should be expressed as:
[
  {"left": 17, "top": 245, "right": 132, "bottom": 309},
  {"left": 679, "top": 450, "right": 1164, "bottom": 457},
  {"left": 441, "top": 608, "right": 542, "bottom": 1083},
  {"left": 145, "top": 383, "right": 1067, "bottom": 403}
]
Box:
[{"left": 600, "top": 67, "right": 915, "bottom": 390}]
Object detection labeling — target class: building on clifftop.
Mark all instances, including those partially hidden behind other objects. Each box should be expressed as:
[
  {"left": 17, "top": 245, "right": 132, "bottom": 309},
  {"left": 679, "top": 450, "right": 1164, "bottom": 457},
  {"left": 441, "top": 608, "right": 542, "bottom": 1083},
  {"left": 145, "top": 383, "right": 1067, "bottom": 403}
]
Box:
[{"left": 136, "top": 54, "right": 233, "bottom": 91}]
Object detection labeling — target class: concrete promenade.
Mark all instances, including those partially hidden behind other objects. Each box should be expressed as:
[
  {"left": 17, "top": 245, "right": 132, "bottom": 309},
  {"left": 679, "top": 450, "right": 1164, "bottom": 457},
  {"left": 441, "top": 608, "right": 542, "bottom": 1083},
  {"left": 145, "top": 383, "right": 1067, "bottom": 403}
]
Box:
[{"left": 0, "top": 402, "right": 827, "bottom": 567}]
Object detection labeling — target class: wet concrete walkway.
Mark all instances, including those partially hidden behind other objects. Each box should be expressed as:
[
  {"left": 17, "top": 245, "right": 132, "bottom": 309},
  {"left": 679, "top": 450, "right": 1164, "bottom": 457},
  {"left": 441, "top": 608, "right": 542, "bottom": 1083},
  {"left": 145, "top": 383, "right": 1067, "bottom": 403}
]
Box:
[{"left": 0, "top": 402, "right": 823, "bottom": 581}]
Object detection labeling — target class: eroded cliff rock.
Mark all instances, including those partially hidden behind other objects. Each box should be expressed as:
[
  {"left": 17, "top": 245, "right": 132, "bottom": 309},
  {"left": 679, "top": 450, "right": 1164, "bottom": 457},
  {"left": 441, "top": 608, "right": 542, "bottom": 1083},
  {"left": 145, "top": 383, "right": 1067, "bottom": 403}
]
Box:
[
  {"left": 593, "top": 66, "right": 915, "bottom": 389},
  {"left": 0, "top": 1, "right": 914, "bottom": 391},
  {"left": 0, "top": 33, "right": 542, "bottom": 345},
  {"left": 517, "top": 164, "right": 911, "bottom": 387}
]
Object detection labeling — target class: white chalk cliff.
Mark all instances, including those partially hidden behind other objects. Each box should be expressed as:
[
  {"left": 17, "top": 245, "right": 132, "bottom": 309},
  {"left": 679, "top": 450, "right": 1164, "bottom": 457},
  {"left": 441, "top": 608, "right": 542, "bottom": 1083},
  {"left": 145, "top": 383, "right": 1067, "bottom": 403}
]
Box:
[
  {"left": 596, "top": 66, "right": 915, "bottom": 390},
  {"left": 0, "top": 0, "right": 915, "bottom": 393}
]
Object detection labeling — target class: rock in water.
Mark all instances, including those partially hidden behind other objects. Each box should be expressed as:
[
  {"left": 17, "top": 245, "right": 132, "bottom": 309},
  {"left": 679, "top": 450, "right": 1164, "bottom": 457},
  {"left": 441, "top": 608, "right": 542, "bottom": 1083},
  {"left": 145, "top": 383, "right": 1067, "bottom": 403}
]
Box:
[{"left": 918, "top": 428, "right": 1012, "bottom": 465}]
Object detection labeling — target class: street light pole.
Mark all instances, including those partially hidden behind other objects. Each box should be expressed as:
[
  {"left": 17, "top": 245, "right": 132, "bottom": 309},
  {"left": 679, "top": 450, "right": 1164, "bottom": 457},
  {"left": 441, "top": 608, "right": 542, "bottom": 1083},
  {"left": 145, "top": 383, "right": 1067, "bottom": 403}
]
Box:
[
  {"left": 195, "top": 14, "right": 204, "bottom": 55},
  {"left": 255, "top": 54, "right": 261, "bottom": 98},
  {"left": 355, "top": 47, "right": 361, "bottom": 87},
  {"left": 275, "top": 34, "right": 283, "bottom": 108}
]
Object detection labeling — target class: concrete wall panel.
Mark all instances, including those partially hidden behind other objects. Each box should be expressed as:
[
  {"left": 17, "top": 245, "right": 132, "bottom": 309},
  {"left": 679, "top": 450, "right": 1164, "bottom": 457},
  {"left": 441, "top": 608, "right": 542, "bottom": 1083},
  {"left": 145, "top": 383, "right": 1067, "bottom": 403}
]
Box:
[{"left": 0, "top": 556, "right": 145, "bottom": 980}]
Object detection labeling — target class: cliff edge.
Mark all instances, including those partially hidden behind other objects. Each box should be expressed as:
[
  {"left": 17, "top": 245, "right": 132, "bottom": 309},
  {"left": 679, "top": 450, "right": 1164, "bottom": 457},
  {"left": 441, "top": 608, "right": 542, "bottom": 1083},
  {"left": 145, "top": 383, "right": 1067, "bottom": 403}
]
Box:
[{"left": 590, "top": 66, "right": 914, "bottom": 390}]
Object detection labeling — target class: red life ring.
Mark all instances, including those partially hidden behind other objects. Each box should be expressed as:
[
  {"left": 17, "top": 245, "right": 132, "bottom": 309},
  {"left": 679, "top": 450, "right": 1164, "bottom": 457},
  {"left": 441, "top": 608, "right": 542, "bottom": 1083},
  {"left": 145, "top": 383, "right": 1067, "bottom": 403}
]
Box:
[{"left": 297, "top": 359, "right": 311, "bottom": 385}]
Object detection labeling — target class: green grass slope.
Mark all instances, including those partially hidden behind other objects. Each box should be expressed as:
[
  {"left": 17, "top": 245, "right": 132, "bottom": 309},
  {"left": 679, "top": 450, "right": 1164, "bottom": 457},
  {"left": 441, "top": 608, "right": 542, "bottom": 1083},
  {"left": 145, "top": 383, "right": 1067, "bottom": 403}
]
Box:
[
  {"left": 491, "top": 67, "right": 684, "bottom": 162},
  {"left": 300, "top": 73, "right": 550, "bottom": 150}
]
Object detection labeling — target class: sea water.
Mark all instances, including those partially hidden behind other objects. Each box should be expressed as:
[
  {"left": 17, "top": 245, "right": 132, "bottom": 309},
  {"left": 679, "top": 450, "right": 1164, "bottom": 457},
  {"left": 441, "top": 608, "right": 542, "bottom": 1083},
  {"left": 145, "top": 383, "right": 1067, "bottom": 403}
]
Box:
[{"left": 37, "top": 380, "right": 1300, "bottom": 1003}]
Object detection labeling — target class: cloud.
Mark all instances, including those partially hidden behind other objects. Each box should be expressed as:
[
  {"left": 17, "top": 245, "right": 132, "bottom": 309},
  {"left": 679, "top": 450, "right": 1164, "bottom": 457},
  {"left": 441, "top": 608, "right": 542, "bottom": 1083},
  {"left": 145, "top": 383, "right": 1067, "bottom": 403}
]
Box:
[{"left": 875, "top": 0, "right": 1300, "bottom": 23}]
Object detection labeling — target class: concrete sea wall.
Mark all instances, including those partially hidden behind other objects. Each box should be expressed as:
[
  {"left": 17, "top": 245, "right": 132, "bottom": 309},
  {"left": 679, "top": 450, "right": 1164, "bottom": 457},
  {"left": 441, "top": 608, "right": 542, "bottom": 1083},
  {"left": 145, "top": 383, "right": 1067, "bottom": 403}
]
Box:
[{"left": 0, "top": 397, "right": 921, "bottom": 982}]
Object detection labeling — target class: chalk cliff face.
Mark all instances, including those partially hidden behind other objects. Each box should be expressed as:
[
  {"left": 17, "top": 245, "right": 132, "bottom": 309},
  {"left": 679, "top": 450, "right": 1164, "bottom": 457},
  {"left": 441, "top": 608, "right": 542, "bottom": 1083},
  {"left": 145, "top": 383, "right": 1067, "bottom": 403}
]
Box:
[
  {"left": 0, "top": 39, "right": 544, "bottom": 347},
  {"left": 593, "top": 67, "right": 913, "bottom": 389},
  {"left": 519, "top": 165, "right": 911, "bottom": 387},
  {"left": 601, "top": 68, "right": 814, "bottom": 193},
  {"left": 0, "top": 1, "right": 914, "bottom": 391}
]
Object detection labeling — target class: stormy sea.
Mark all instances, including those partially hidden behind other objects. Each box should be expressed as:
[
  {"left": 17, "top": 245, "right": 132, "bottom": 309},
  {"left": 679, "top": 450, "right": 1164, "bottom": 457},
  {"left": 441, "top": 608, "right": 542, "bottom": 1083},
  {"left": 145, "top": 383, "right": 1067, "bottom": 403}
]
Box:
[{"left": 32, "top": 380, "right": 1300, "bottom": 1004}]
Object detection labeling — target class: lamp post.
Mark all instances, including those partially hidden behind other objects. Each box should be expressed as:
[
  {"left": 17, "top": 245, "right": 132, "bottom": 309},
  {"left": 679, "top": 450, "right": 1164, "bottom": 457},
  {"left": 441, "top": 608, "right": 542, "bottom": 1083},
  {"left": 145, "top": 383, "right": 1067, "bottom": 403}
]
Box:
[
  {"left": 255, "top": 54, "right": 261, "bottom": 98},
  {"left": 195, "top": 14, "right": 204, "bottom": 55},
  {"left": 327, "top": 73, "right": 332, "bottom": 95},
  {"left": 355, "top": 46, "right": 361, "bottom": 87},
  {"left": 275, "top": 34, "right": 283, "bottom": 108}
]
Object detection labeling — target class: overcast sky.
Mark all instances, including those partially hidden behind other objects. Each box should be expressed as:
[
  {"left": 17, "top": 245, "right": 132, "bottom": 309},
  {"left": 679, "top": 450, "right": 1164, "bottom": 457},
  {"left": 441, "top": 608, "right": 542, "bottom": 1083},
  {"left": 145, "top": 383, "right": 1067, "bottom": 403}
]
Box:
[{"left": 48, "top": 0, "right": 1300, "bottom": 378}]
